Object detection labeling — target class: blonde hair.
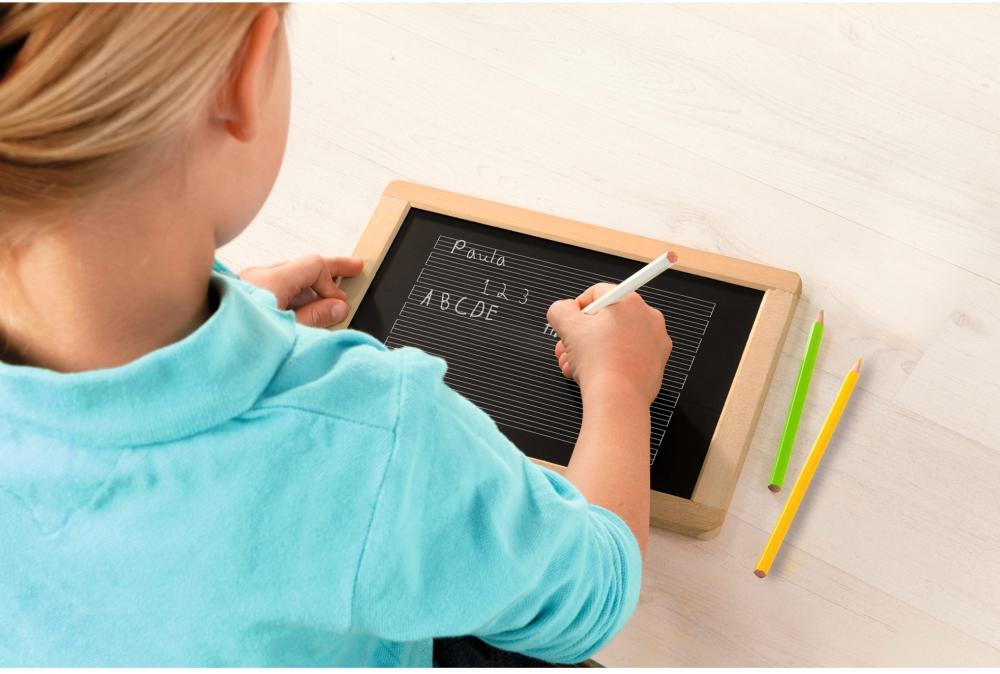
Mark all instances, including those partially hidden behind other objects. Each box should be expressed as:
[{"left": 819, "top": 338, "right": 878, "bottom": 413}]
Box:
[{"left": 0, "top": 3, "right": 282, "bottom": 223}]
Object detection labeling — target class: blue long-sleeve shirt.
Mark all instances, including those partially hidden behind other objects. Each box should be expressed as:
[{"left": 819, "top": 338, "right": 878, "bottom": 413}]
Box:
[{"left": 0, "top": 262, "right": 641, "bottom": 666}]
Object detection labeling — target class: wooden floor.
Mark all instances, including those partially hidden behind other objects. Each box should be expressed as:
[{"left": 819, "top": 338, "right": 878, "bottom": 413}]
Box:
[{"left": 218, "top": 5, "right": 1000, "bottom": 666}]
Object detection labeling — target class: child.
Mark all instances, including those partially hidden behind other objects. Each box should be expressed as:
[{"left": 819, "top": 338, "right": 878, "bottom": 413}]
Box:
[{"left": 0, "top": 3, "right": 671, "bottom": 667}]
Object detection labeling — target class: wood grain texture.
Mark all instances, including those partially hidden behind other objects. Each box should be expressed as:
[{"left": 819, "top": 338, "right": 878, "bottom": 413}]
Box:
[
  {"left": 382, "top": 180, "right": 802, "bottom": 292},
  {"left": 218, "top": 4, "right": 1000, "bottom": 666},
  {"left": 692, "top": 288, "right": 797, "bottom": 518},
  {"left": 894, "top": 277, "right": 1000, "bottom": 450},
  {"left": 336, "top": 194, "right": 410, "bottom": 326}
]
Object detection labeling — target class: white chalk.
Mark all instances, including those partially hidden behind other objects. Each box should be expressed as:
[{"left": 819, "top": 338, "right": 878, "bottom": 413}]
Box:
[{"left": 582, "top": 251, "right": 678, "bottom": 315}]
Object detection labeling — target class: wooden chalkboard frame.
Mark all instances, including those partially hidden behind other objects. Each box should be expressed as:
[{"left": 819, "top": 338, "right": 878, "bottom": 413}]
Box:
[{"left": 340, "top": 181, "right": 800, "bottom": 538}]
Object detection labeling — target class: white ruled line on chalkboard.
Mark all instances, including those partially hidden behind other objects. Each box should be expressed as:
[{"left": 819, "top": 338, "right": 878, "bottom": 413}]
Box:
[
  {"left": 419, "top": 251, "right": 713, "bottom": 345},
  {"left": 422, "top": 250, "right": 715, "bottom": 324},
  {"left": 399, "top": 313, "right": 681, "bottom": 413},
  {"left": 396, "top": 293, "right": 696, "bottom": 401},
  {"left": 402, "top": 288, "right": 699, "bottom": 372},
  {"left": 393, "top": 308, "right": 681, "bottom": 417},
  {"left": 419, "top": 260, "right": 711, "bottom": 329},
  {"left": 434, "top": 236, "right": 716, "bottom": 315},
  {"left": 388, "top": 318, "right": 677, "bottom": 437},
  {"left": 390, "top": 313, "right": 685, "bottom": 418},
  {"left": 416, "top": 261, "right": 712, "bottom": 339},
  {"left": 406, "top": 279, "right": 704, "bottom": 366},
  {"left": 383, "top": 234, "right": 714, "bottom": 465},
  {"left": 434, "top": 235, "right": 715, "bottom": 318}
]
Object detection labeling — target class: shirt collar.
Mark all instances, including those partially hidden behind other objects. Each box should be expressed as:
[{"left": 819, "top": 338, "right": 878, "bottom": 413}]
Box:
[{"left": 0, "top": 270, "right": 297, "bottom": 447}]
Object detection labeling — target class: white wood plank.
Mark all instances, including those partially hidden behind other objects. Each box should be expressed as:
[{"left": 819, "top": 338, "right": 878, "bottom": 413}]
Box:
[
  {"left": 356, "top": 4, "right": 1000, "bottom": 283},
  {"left": 894, "top": 277, "right": 1000, "bottom": 450},
  {"left": 600, "top": 513, "right": 1000, "bottom": 666},
  {"left": 728, "top": 345, "right": 1000, "bottom": 652},
  {"left": 680, "top": 5, "right": 1000, "bottom": 135}
]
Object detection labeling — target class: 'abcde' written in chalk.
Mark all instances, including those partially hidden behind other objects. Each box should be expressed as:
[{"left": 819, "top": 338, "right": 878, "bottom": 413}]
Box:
[{"left": 419, "top": 289, "right": 499, "bottom": 322}]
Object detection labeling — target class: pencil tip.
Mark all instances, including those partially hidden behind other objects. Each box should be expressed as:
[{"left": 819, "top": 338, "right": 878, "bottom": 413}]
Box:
[
  {"left": 666, "top": 251, "right": 678, "bottom": 264},
  {"left": 816, "top": 309, "right": 824, "bottom": 324},
  {"left": 754, "top": 569, "right": 767, "bottom": 578},
  {"left": 852, "top": 358, "right": 862, "bottom": 373},
  {"left": 767, "top": 484, "right": 780, "bottom": 493}
]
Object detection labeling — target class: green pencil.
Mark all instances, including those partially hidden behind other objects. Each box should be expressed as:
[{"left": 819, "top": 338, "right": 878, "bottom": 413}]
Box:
[{"left": 769, "top": 309, "right": 824, "bottom": 493}]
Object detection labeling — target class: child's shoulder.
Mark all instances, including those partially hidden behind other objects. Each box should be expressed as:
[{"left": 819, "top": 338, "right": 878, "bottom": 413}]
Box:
[
  {"left": 258, "top": 324, "right": 446, "bottom": 432},
  {"left": 212, "top": 260, "right": 447, "bottom": 432}
]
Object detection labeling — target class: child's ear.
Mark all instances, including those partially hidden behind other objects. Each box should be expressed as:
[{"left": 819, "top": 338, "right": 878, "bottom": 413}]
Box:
[{"left": 212, "top": 6, "right": 280, "bottom": 143}]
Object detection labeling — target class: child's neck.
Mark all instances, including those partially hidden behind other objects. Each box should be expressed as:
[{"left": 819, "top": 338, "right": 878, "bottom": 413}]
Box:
[{"left": 1, "top": 197, "right": 218, "bottom": 373}]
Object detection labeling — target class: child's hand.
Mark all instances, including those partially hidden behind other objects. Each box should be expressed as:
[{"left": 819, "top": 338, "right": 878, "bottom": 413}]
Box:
[
  {"left": 547, "top": 283, "right": 671, "bottom": 405},
  {"left": 239, "top": 255, "right": 364, "bottom": 327}
]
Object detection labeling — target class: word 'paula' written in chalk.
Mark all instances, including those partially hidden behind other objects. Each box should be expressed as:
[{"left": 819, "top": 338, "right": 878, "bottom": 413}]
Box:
[
  {"left": 419, "top": 289, "right": 499, "bottom": 321},
  {"left": 451, "top": 239, "right": 506, "bottom": 267}
]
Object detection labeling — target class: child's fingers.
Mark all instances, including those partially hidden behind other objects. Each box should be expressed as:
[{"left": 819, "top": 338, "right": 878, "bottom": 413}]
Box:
[
  {"left": 575, "top": 282, "right": 617, "bottom": 310},
  {"left": 326, "top": 256, "right": 364, "bottom": 280},
  {"left": 279, "top": 254, "right": 343, "bottom": 302},
  {"left": 558, "top": 352, "right": 571, "bottom": 378},
  {"left": 554, "top": 340, "right": 572, "bottom": 378},
  {"left": 288, "top": 287, "right": 317, "bottom": 311},
  {"left": 546, "top": 298, "right": 580, "bottom": 333},
  {"left": 294, "top": 297, "right": 349, "bottom": 328}
]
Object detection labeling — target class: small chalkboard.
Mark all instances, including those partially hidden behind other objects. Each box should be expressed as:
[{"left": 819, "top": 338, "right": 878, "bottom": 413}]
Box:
[{"left": 341, "top": 182, "right": 800, "bottom": 538}]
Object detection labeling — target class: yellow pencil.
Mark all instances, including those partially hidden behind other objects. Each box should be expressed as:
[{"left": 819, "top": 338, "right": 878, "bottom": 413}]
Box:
[{"left": 754, "top": 358, "right": 861, "bottom": 578}]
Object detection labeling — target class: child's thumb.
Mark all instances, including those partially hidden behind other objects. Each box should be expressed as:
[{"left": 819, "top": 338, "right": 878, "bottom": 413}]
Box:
[
  {"left": 546, "top": 298, "right": 581, "bottom": 334},
  {"left": 295, "top": 297, "right": 349, "bottom": 328}
]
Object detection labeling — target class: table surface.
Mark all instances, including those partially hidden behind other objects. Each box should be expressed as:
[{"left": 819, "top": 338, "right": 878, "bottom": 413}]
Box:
[{"left": 218, "top": 4, "right": 1000, "bottom": 666}]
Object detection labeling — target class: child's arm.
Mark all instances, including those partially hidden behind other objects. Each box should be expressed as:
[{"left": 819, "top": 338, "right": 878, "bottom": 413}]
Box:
[
  {"left": 238, "top": 254, "right": 363, "bottom": 327},
  {"left": 349, "top": 322, "right": 669, "bottom": 663},
  {"left": 546, "top": 284, "right": 672, "bottom": 556}
]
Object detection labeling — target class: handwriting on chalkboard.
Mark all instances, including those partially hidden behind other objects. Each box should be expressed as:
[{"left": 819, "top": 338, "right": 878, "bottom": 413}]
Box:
[
  {"left": 450, "top": 239, "right": 506, "bottom": 267},
  {"left": 350, "top": 208, "right": 767, "bottom": 498},
  {"left": 482, "top": 278, "right": 530, "bottom": 305},
  {"left": 418, "top": 289, "right": 499, "bottom": 322},
  {"left": 380, "top": 233, "right": 717, "bottom": 467}
]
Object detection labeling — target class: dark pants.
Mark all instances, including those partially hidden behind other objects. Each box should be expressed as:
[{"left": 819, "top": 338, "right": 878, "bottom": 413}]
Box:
[{"left": 433, "top": 636, "right": 585, "bottom": 668}]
